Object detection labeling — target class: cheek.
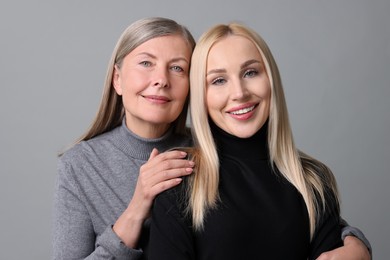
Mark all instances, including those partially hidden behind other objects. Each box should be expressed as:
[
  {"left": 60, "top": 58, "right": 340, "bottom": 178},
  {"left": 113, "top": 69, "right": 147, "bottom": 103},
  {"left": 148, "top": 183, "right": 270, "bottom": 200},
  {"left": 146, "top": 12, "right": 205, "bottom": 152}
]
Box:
[
  {"left": 123, "top": 70, "right": 148, "bottom": 90},
  {"left": 174, "top": 79, "right": 190, "bottom": 100},
  {"left": 261, "top": 91, "right": 271, "bottom": 118},
  {"left": 258, "top": 81, "right": 271, "bottom": 100},
  {"left": 206, "top": 88, "right": 223, "bottom": 110},
  {"left": 206, "top": 92, "right": 214, "bottom": 114}
]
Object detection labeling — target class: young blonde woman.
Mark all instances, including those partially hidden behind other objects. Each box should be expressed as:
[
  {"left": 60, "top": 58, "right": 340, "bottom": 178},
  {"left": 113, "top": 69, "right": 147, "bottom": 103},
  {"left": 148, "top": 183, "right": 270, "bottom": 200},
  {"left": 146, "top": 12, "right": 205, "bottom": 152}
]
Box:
[
  {"left": 53, "top": 17, "right": 196, "bottom": 259},
  {"left": 148, "top": 23, "right": 372, "bottom": 260}
]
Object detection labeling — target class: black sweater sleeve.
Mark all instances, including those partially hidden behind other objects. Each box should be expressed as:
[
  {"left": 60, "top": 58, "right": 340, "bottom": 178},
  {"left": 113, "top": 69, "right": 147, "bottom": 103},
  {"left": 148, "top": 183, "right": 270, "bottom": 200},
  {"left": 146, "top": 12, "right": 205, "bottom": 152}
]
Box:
[
  {"left": 148, "top": 187, "right": 195, "bottom": 260},
  {"left": 308, "top": 189, "right": 343, "bottom": 259}
]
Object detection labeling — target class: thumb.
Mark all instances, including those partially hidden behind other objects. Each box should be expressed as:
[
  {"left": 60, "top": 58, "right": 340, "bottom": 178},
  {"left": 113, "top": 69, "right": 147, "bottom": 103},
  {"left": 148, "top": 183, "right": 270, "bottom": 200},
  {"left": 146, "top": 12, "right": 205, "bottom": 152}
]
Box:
[{"left": 148, "top": 148, "right": 159, "bottom": 161}]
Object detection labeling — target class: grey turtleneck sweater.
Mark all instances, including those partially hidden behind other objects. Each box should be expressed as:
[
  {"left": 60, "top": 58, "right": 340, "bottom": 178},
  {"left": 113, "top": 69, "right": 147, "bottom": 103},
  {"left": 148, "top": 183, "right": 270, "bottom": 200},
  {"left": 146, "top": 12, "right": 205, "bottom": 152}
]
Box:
[{"left": 53, "top": 120, "right": 191, "bottom": 259}]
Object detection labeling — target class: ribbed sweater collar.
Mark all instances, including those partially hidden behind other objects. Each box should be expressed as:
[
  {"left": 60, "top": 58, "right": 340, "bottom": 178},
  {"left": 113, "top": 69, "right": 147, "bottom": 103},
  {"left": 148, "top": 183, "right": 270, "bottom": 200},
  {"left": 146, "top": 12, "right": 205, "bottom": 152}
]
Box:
[
  {"left": 113, "top": 119, "right": 178, "bottom": 161},
  {"left": 210, "top": 120, "right": 269, "bottom": 160}
]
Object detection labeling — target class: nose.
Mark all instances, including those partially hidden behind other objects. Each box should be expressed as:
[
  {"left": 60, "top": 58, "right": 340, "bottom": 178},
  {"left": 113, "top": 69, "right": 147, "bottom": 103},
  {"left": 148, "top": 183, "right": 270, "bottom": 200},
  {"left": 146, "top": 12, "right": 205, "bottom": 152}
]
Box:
[
  {"left": 153, "top": 67, "right": 169, "bottom": 88},
  {"left": 230, "top": 79, "right": 249, "bottom": 101}
]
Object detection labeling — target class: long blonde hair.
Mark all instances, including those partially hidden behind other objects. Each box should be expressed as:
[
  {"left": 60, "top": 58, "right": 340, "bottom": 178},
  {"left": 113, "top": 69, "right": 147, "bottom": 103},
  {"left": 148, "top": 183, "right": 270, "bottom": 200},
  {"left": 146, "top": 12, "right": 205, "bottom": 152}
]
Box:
[
  {"left": 188, "top": 23, "right": 339, "bottom": 238},
  {"left": 73, "top": 17, "right": 195, "bottom": 145}
]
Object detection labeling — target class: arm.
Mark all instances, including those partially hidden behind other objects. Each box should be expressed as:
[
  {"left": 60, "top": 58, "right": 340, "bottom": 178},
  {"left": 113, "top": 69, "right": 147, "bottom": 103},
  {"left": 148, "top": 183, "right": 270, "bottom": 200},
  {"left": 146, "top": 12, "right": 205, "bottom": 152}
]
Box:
[
  {"left": 148, "top": 184, "right": 195, "bottom": 260},
  {"left": 112, "top": 148, "right": 194, "bottom": 248},
  {"left": 316, "top": 219, "right": 372, "bottom": 260},
  {"left": 53, "top": 149, "right": 193, "bottom": 259},
  {"left": 309, "top": 187, "right": 343, "bottom": 259},
  {"left": 309, "top": 212, "right": 343, "bottom": 260},
  {"left": 341, "top": 219, "right": 372, "bottom": 256},
  {"left": 53, "top": 159, "right": 142, "bottom": 259},
  {"left": 317, "top": 236, "right": 371, "bottom": 260}
]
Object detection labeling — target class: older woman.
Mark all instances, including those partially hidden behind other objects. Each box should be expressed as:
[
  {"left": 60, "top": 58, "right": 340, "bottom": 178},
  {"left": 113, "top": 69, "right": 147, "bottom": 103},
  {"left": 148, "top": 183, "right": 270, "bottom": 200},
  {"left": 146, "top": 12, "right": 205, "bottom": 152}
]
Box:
[{"left": 53, "top": 17, "right": 195, "bottom": 259}]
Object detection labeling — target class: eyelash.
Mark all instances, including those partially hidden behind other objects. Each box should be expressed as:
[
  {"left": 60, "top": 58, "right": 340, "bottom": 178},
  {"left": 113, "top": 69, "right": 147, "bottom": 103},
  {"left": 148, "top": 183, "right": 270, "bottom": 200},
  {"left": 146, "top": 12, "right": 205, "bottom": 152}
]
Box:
[
  {"left": 211, "top": 77, "right": 226, "bottom": 85},
  {"left": 139, "top": 62, "right": 185, "bottom": 73},
  {"left": 140, "top": 61, "right": 152, "bottom": 67},
  {"left": 244, "top": 69, "right": 258, "bottom": 77},
  {"left": 210, "top": 69, "right": 259, "bottom": 85},
  {"left": 171, "top": 66, "right": 184, "bottom": 73}
]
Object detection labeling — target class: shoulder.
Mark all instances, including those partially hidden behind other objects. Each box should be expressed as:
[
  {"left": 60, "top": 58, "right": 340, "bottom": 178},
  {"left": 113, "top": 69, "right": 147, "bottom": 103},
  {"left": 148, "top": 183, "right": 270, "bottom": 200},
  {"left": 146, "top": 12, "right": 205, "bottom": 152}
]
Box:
[
  {"left": 300, "top": 152, "right": 340, "bottom": 213},
  {"left": 57, "top": 141, "right": 92, "bottom": 188},
  {"left": 154, "top": 176, "right": 190, "bottom": 217},
  {"left": 60, "top": 128, "right": 119, "bottom": 162},
  {"left": 300, "top": 153, "right": 337, "bottom": 191},
  {"left": 58, "top": 130, "right": 118, "bottom": 178},
  {"left": 155, "top": 177, "right": 188, "bottom": 204},
  {"left": 59, "top": 140, "right": 97, "bottom": 167},
  {"left": 169, "top": 131, "right": 193, "bottom": 148},
  {"left": 58, "top": 142, "right": 86, "bottom": 171}
]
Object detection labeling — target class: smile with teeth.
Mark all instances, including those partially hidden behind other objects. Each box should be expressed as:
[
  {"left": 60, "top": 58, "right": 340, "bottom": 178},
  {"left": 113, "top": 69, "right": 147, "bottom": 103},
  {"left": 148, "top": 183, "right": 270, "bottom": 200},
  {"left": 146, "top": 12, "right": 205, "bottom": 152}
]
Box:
[{"left": 229, "top": 105, "right": 256, "bottom": 115}]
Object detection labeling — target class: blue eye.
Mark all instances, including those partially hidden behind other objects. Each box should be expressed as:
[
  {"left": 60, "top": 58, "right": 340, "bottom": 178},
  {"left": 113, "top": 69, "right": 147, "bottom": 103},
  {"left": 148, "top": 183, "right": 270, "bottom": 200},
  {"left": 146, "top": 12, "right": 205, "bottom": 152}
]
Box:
[
  {"left": 211, "top": 77, "right": 226, "bottom": 85},
  {"left": 140, "top": 61, "right": 152, "bottom": 67},
  {"left": 171, "top": 66, "right": 184, "bottom": 72},
  {"left": 244, "top": 69, "right": 258, "bottom": 78}
]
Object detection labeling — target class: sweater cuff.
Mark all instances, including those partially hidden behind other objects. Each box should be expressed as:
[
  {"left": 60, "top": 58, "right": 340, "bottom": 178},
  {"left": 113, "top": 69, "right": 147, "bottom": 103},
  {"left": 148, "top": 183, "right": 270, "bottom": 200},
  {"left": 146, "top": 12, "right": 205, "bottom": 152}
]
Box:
[
  {"left": 341, "top": 225, "right": 372, "bottom": 257},
  {"left": 96, "top": 226, "right": 143, "bottom": 259}
]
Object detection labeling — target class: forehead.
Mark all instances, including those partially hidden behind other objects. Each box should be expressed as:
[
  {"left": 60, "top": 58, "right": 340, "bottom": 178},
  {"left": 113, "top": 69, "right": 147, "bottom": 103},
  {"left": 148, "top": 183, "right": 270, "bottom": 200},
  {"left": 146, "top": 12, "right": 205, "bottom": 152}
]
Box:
[
  {"left": 132, "top": 34, "right": 192, "bottom": 59},
  {"left": 207, "top": 35, "right": 261, "bottom": 67}
]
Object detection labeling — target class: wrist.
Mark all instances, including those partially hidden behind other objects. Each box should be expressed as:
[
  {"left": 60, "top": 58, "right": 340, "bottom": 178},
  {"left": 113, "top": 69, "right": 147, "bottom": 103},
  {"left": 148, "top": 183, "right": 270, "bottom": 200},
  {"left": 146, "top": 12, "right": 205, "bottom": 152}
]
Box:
[{"left": 113, "top": 210, "right": 145, "bottom": 248}]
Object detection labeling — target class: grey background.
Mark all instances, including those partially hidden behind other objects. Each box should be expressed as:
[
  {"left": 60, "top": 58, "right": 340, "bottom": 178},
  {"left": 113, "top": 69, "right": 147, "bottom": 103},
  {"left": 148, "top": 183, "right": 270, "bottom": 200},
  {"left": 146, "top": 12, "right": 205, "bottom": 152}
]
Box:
[{"left": 0, "top": 0, "right": 388, "bottom": 259}]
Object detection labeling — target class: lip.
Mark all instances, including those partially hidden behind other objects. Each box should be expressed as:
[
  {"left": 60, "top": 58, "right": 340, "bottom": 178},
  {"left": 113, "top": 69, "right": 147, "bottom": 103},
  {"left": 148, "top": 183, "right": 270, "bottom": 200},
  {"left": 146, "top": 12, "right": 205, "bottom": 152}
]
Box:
[
  {"left": 226, "top": 102, "right": 258, "bottom": 114},
  {"left": 226, "top": 103, "right": 258, "bottom": 120},
  {"left": 142, "top": 95, "right": 171, "bottom": 104}
]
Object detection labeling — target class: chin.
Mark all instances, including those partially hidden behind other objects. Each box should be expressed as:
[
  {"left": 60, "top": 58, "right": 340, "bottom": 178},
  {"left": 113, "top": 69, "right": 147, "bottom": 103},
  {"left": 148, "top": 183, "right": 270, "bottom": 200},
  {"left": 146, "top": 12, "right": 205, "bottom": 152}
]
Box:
[
  {"left": 230, "top": 129, "right": 257, "bottom": 139},
  {"left": 237, "top": 133, "right": 255, "bottom": 139}
]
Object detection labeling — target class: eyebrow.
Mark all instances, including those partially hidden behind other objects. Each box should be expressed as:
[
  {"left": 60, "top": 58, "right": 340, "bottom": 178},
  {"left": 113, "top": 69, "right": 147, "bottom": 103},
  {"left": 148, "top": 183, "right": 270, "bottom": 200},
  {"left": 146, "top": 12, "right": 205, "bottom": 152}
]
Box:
[
  {"left": 137, "top": 52, "right": 189, "bottom": 64},
  {"left": 206, "top": 68, "right": 226, "bottom": 76},
  {"left": 207, "top": 59, "right": 261, "bottom": 76},
  {"left": 241, "top": 59, "right": 261, "bottom": 69}
]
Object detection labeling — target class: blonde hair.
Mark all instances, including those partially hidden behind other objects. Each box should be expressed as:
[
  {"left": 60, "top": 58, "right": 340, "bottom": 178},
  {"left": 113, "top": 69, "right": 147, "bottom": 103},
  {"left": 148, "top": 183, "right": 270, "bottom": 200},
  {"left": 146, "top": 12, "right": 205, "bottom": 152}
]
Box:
[
  {"left": 74, "top": 17, "right": 195, "bottom": 144},
  {"left": 188, "top": 23, "right": 339, "bottom": 238}
]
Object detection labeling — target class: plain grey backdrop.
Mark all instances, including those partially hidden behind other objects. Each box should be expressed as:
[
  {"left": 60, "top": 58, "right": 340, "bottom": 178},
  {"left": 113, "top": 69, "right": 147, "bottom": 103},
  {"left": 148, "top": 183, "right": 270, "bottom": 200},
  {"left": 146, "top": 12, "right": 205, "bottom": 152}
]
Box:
[{"left": 0, "top": 0, "right": 388, "bottom": 259}]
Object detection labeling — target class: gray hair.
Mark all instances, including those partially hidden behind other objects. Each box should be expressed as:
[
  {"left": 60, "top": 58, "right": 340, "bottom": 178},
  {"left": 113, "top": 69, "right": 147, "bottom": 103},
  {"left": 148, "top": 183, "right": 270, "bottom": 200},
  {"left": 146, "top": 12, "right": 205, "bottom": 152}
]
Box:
[{"left": 78, "top": 17, "right": 195, "bottom": 143}]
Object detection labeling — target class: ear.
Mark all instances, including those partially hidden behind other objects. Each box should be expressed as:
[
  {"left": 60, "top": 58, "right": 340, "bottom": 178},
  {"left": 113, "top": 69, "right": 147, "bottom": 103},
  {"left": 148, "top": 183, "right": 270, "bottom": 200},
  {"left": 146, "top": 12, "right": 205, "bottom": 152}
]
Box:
[{"left": 112, "top": 65, "right": 122, "bottom": 95}]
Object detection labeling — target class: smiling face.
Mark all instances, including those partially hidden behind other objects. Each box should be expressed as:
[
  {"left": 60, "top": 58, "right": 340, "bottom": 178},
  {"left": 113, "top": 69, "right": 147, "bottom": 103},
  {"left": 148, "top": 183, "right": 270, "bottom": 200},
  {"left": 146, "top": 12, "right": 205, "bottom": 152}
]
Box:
[
  {"left": 206, "top": 35, "right": 271, "bottom": 138},
  {"left": 113, "top": 35, "right": 192, "bottom": 138}
]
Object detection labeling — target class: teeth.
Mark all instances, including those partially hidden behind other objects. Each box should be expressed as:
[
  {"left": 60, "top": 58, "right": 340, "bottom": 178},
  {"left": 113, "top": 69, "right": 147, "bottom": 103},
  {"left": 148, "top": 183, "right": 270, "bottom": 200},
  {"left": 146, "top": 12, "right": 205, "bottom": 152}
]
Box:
[{"left": 230, "top": 106, "right": 255, "bottom": 115}]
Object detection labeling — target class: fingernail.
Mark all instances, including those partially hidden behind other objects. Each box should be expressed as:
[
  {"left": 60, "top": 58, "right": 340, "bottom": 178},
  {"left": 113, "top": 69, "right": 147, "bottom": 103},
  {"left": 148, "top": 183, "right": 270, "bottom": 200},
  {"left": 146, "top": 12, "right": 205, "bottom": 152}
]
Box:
[
  {"left": 186, "top": 168, "right": 193, "bottom": 173},
  {"left": 188, "top": 161, "right": 195, "bottom": 166}
]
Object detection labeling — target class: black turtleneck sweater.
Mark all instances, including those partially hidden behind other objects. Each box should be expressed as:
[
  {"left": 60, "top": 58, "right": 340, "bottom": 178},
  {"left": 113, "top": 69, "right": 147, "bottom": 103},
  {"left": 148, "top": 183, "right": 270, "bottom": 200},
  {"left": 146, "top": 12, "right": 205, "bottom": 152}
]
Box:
[{"left": 148, "top": 123, "right": 342, "bottom": 260}]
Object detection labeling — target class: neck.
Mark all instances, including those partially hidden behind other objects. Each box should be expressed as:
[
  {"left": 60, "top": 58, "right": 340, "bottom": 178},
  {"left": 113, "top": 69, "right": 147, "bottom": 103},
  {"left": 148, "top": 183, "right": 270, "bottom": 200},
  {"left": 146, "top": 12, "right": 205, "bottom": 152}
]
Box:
[
  {"left": 117, "top": 119, "right": 179, "bottom": 161},
  {"left": 125, "top": 116, "right": 171, "bottom": 139},
  {"left": 210, "top": 120, "right": 269, "bottom": 160}
]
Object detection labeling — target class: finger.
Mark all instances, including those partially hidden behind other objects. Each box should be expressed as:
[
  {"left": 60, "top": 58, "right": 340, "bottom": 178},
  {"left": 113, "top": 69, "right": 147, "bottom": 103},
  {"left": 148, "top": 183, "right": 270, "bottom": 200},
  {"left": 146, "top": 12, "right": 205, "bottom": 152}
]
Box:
[
  {"left": 139, "top": 155, "right": 193, "bottom": 184},
  {"left": 150, "top": 178, "right": 184, "bottom": 196},
  {"left": 316, "top": 250, "right": 336, "bottom": 260},
  {"left": 147, "top": 160, "right": 194, "bottom": 183},
  {"left": 148, "top": 148, "right": 160, "bottom": 161},
  {"left": 143, "top": 150, "right": 190, "bottom": 171},
  {"left": 159, "top": 158, "right": 194, "bottom": 172},
  {"left": 150, "top": 159, "right": 195, "bottom": 181},
  {"left": 155, "top": 150, "right": 188, "bottom": 161}
]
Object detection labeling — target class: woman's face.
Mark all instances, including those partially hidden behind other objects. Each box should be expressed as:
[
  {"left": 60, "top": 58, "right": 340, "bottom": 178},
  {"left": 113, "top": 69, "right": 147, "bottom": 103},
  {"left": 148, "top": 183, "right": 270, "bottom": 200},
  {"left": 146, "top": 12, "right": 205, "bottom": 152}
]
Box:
[
  {"left": 206, "top": 35, "right": 271, "bottom": 138},
  {"left": 113, "top": 35, "right": 191, "bottom": 138}
]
